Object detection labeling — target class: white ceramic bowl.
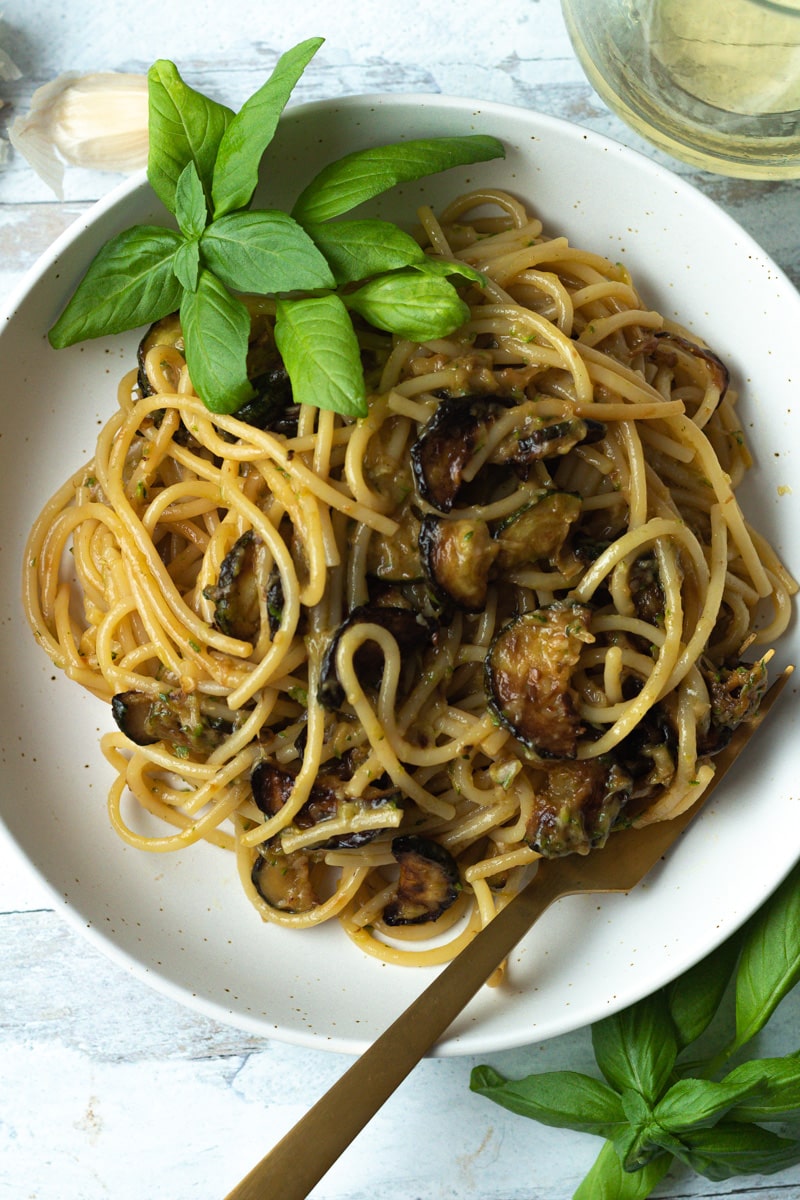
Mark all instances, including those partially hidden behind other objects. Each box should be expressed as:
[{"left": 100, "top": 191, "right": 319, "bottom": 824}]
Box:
[{"left": 1, "top": 94, "right": 798, "bottom": 1055}]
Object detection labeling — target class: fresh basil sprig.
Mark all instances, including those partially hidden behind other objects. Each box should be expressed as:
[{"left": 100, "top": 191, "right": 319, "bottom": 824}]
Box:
[
  {"left": 471, "top": 859, "right": 800, "bottom": 1197},
  {"left": 48, "top": 37, "right": 505, "bottom": 418}
]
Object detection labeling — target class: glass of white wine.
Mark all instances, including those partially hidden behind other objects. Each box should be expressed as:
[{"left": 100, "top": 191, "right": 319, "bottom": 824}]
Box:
[{"left": 560, "top": 0, "right": 800, "bottom": 177}]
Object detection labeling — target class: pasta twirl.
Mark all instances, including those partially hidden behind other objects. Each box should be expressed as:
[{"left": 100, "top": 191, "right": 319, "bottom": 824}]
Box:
[{"left": 24, "top": 189, "right": 796, "bottom": 973}]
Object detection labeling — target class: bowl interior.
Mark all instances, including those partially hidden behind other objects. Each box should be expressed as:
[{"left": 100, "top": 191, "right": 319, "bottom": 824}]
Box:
[{"left": 1, "top": 93, "right": 797, "bottom": 1055}]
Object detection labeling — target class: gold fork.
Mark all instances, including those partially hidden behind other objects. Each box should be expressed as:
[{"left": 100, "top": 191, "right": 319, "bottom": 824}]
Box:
[{"left": 224, "top": 664, "right": 793, "bottom": 1200}]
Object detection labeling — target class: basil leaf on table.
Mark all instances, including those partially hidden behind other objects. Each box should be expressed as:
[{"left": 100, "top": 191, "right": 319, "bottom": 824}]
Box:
[
  {"left": 201, "top": 210, "right": 335, "bottom": 293},
  {"left": 211, "top": 37, "right": 324, "bottom": 219},
  {"left": 725, "top": 1055, "right": 800, "bottom": 1124},
  {"left": 292, "top": 134, "right": 506, "bottom": 223},
  {"left": 179, "top": 270, "right": 254, "bottom": 414},
  {"left": 733, "top": 860, "right": 800, "bottom": 1054},
  {"left": 147, "top": 59, "right": 234, "bottom": 212},
  {"left": 573, "top": 1140, "right": 671, "bottom": 1200},
  {"left": 671, "top": 1120, "right": 800, "bottom": 1181},
  {"left": 469, "top": 1065, "right": 626, "bottom": 1137},
  {"left": 49, "top": 225, "right": 184, "bottom": 347},
  {"left": 653, "top": 1075, "right": 764, "bottom": 1132},
  {"left": 591, "top": 990, "right": 677, "bottom": 1104},
  {"left": 613, "top": 1093, "right": 683, "bottom": 1173},
  {"left": 471, "top": 862, "right": 800, "bottom": 1199},
  {"left": 345, "top": 271, "right": 470, "bottom": 342},
  {"left": 665, "top": 927, "right": 741, "bottom": 1051},
  {"left": 274, "top": 294, "right": 367, "bottom": 418}
]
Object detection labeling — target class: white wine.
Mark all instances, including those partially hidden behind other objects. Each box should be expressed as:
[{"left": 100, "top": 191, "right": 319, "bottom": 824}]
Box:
[
  {"left": 648, "top": 0, "right": 800, "bottom": 116},
  {"left": 561, "top": 0, "right": 800, "bottom": 178}
]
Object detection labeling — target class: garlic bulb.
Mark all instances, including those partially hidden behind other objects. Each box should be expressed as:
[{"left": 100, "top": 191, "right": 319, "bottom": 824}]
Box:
[{"left": 9, "top": 71, "right": 148, "bottom": 196}]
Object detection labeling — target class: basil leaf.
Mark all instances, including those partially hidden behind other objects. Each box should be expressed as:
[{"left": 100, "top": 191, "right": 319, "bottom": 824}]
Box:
[
  {"left": 49, "top": 225, "right": 184, "bottom": 347},
  {"left": 592, "top": 991, "right": 677, "bottom": 1104},
  {"left": 174, "top": 161, "right": 208, "bottom": 239},
  {"left": 50, "top": 45, "right": 507, "bottom": 426},
  {"left": 654, "top": 1075, "right": 763, "bottom": 1133},
  {"left": 411, "top": 256, "right": 485, "bottom": 285},
  {"left": 173, "top": 238, "right": 200, "bottom": 292},
  {"left": 304, "top": 219, "right": 485, "bottom": 288},
  {"left": 304, "top": 218, "right": 428, "bottom": 285},
  {"left": 618, "top": 1085, "right": 692, "bottom": 1169},
  {"left": 666, "top": 927, "right": 742, "bottom": 1050},
  {"left": 733, "top": 860, "right": 800, "bottom": 1053},
  {"left": 614, "top": 1118, "right": 682, "bottom": 1175},
  {"left": 292, "top": 134, "right": 506, "bottom": 224},
  {"left": 726, "top": 1055, "right": 800, "bottom": 1124},
  {"left": 671, "top": 1120, "right": 800, "bottom": 1181},
  {"left": 345, "top": 271, "right": 469, "bottom": 341},
  {"left": 573, "top": 1140, "right": 671, "bottom": 1200},
  {"left": 180, "top": 270, "right": 254, "bottom": 414},
  {"left": 201, "top": 210, "right": 334, "bottom": 293},
  {"left": 147, "top": 59, "right": 234, "bottom": 212},
  {"left": 619, "top": 1087, "right": 652, "bottom": 1126},
  {"left": 469, "top": 1066, "right": 626, "bottom": 1137},
  {"left": 212, "top": 37, "right": 324, "bottom": 218},
  {"left": 274, "top": 294, "right": 366, "bottom": 418}
]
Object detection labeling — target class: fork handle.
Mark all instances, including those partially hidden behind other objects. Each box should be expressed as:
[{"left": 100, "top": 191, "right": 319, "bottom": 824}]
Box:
[{"left": 224, "top": 865, "right": 570, "bottom": 1200}]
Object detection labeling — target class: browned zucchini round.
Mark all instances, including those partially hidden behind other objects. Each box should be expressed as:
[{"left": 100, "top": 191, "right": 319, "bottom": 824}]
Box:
[
  {"left": 382, "top": 834, "right": 460, "bottom": 926},
  {"left": 366, "top": 501, "right": 425, "bottom": 582},
  {"left": 493, "top": 491, "right": 582, "bottom": 569},
  {"left": 251, "top": 851, "right": 316, "bottom": 912},
  {"left": 492, "top": 416, "right": 605, "bottom": 465},
  {"left": 203, "top": 530, "right": 267, "bottom": 642},
  {"left": 419, "top": 514, "right": 498, "bottom": 611},
  {"left": 317, "top": 604, "right": 437, "bottom": 711},
  {"left": 409, "top": 393, "right": 513, "bottom": 512},
  {"left": 648, "top": 330, "right": 729, "bottom": 406},
  {"left": 526, "top": 760, "right": 631, "bottom": 857},
  {"left": 484, "top": 601, "right": 594, "bottom": 758},
  {"left": 250, "top": 757, "right": 401, "bottom": 851},
  {"left": 110, "top": 689, "right": 234, "bottom": 753}
]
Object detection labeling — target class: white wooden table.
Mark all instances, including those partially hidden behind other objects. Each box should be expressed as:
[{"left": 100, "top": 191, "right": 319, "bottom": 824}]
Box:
[{"left": 1, "top": 2, "right": 798, "bottom": 1197}]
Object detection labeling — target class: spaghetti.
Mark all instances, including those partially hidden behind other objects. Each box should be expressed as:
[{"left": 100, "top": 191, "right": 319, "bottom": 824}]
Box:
[{"left": 24, "top": 189, "right": 796, "bottom": 970}]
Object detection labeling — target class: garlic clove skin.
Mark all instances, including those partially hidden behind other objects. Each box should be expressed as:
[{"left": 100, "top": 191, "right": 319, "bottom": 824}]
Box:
[{"left": 9, "top": 71, "right": 149, "bottom": 197}]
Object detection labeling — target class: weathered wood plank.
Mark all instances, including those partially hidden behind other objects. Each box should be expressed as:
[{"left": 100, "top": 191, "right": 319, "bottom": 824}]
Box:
[{"left": 3, "top": 909, "right": 800, "bottom": 1199}]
